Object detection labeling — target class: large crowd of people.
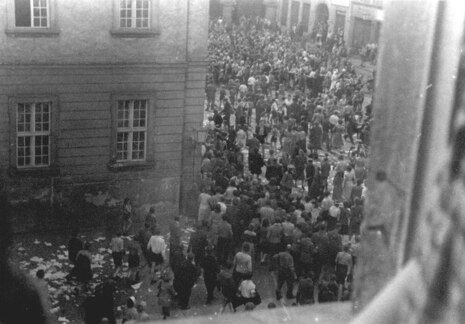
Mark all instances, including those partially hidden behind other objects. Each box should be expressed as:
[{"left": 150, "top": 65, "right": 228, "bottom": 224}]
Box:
[
  {"left": 1, "top": 16, "right": 377, "bottom": 324},
  {"left": 197, "top": 15, "right": 374, "bottom": 309}
]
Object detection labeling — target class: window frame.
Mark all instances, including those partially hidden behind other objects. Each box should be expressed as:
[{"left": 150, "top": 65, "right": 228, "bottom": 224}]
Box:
[
  {"left": 109, "top": 93, "right": 156, "bottom": 171},
  {"left": 16, "top": 102, "right": 52, "bottom": 168},
  {"left": 5, "top": 0, "right": 59, "bottom": 37},
  {"left": 8, "top": 95, "right": 60, "bottom": 177},
  {"left": 111, "top": 0, "right": 160, "bottom": 38},
  {"left": 116, "top": 99, "right": 148, "bottom": 162}
]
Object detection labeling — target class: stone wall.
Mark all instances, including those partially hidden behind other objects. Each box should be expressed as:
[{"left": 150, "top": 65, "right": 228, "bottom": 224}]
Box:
[{"left": 0, "top": 0, "right": 208, "bottom": 232}]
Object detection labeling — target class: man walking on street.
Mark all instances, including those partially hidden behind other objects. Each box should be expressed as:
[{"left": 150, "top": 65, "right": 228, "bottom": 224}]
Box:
[
  {"left": 174, "top": 253, "right": 198, "bottom": 310},
  {"left": 217, "top": 215, "right": 233, "bottom": 265},
  {"left": 274, "top": 244, "right": 296, "bottom": 300},
  {"left": 200, "top": 246, "right": 220, "bottom": 304}
]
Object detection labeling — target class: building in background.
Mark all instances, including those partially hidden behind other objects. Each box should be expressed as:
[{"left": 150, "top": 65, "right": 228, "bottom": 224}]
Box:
[
  {"left": 345, "top": 0, "right": 383, "bottom": 51},
  {"left": 275, "top": 0, "right": 383, "bottom": 51},
  {"left": 0, "top": 0, "right": 209, "bottom": 231}
]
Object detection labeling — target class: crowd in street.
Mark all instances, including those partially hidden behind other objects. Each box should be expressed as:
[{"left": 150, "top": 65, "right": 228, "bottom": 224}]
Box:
[
  {"left": 76, "top": 15, "right": 375, "bottom": 321},
  {"left": 0, "top": 16, "right": 376, "bottom": 324},
  {"left": 195, "top": 15, "right": 373, "bottom": 312}
]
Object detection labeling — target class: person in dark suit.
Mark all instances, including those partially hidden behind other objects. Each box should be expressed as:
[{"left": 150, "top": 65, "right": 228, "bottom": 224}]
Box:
[
  {"left": 200, "top": 246, "right": 220, "bottom": 304},
  {"left": 174, "top": 253, "right": 199, "bottom": 310}
]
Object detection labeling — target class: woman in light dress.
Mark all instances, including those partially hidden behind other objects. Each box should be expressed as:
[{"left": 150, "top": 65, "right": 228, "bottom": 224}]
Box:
[
  {"left": 342, "top": 166, "right": 356, "bottom": 202},
  {"left": 198, "top": 189, "right": 212, "bottom": 223}
]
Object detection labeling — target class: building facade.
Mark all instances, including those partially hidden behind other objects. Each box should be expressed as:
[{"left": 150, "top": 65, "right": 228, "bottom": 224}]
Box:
[
  {"left": 275, "top": 0, "right": 383, "bottom": 51},
  {"left": 345, "top": 0, "right": 383, "bottom": 50},
  {"left": 0, "top": 0, "right": 209, "bottom": 231}
]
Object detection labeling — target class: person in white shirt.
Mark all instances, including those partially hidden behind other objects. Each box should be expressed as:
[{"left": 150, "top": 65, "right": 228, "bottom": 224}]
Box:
[
  {"left": 233, "top": 243, "right": 252, "bottom": 286},
  {"left": 147, "top": 228, "right": 167, "bottom": 283}
]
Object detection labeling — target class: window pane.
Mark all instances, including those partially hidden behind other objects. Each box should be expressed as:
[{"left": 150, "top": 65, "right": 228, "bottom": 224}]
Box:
[
  {"left": 133, "top": 100, "right": 147, "bottom": 128},
  {"left": 17, "top": 103, "right": 32, "bottom": 132},
  {"left": 120, "top": 0, "right": 132, "bottom": 28},
  {"left": 17, "top": 136, "right": 31, "bottom": 167},
  {"left": 132, "top": 131, "right": 145, "bottom": 160},
  {"left": 33, "top": 18, "right": 40, "bottom": 26},
  {"left": 15, "top": 0, "right": 32, "bottom": 27},
  {"left": 117, "top": 101, "right": 130, "bottom": 128},
  {"left": 116, "top": 132, "right": 129, "bottom": 161},
  {"left": 34, "top": 135, "right": 49, "bottom": 166}
]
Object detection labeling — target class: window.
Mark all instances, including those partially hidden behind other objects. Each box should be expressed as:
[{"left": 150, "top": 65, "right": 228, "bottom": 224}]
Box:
[
  {"left": 120, "top": 0, "right": 150, "bottom": 28},
  {"left": 9, "top": 96, "right": 59, "bottom": 176},
  {"left": 111, "top": 0, "right": 159, "bottom": 37},
  {"left": 15, "top": 0, "right": 49, "bottom": 28},
  {"left": 116, "top": 99, "right": 147, "bottom": 162},
  {"left": 6, "top": 0, "right": 58, "bottom": 37},
  {"left": 16, "top": 102, "right": 51, "bottom": 168}
]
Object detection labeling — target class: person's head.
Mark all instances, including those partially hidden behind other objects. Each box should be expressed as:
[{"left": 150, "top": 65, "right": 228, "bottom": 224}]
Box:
[
  {"left": 84, "top": 242, "right": 91, "bottom": 251},
  {"left": 149, "top": 207, "right": 155, "bottom": 214},
  {"left": 137, "top": 301, "right": 147, "bottom": 313},
  {"left": 71, "top": 228, "right": 79, "bottom": 238},
  {"left": 214, "top": 204, "right": 221, "bottom": 213},
  {"left": 357, "top": 179, "right": 363, "bottom": 186},
  {"left": 127, "top": 296, "right": 136, "bottom": 308},
  {"left": 262, "top": 218, "right": 270, "bottom": 228},
  {"left": 36, "top": 269, "right": 45, "bottom": 279},
  {"left": 205, "top": 245, "right": 214, "bottom": 256},
  {"left": 187, "top": 252, "right": 195, "bottom": 262},
  {"left": 124, "top": 198, "right": 130, "bottom": 205},
  {"left": 116, "top": 232, "right": 122, "bottom": 237},
  {"left": 152, "top": 228, "right": 161, "bottom": 236},
  {"left": 242, "top": 242, "right": 251, "bottom": 253},
  {"left": 244, "top": 302, "right": 255, "bottom": 311},
  {"left": 343, "top": 244, "right": 350, "bottom": 252},
  {"left": 267, "top": 302, "right": 277, "bottom": 309},
  {"left": 248, "top": 224, "right": 255, "bottom": 231}
]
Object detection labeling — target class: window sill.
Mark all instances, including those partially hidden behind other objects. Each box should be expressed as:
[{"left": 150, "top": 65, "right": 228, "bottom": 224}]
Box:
[
  {"left": 9, "top": 165, "right": 60, "bottom": 177},
  {"left": 110, "top": 28, "right": 160, "bottom": 38},
  {"left": 107, "top": 161, "right": 155, "bottom": 172},
  {"left": 5, "top": 28, "right": 60, "bottom": 38}
]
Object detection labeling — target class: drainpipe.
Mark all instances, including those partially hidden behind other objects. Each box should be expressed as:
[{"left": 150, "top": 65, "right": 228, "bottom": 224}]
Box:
[{"left": 179, "top": 0, "right": 191, "bottom": 216}]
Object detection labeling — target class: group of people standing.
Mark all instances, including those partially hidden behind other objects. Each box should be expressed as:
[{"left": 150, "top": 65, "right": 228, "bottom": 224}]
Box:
[{"left": 194, "top": 16, "right": 374, "bottom": 311}]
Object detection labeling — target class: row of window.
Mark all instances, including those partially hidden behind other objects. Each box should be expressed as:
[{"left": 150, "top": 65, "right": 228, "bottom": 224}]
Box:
[
  {"left": 14, "top": 99, "right": 149, "bottom": 169},
  {"left": 11, "top": 0, "right": 154, "bottom": 31}
]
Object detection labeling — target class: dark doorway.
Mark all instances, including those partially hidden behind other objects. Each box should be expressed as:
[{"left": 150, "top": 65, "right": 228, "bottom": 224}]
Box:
[
  {"left": 290, "top": 1, "right": 300, "bottom": 28},
  {"left": 352, "top": 17, "right": 372, "bottom": 50},
  {"left": 209, "top": 0, "right": 222, "bottom": 19},
  {"left": 313, "top": 3, "right": 329, "bottom": 41},
  {"left": 235, "top": 0, "right": 265, "bottom": 19},
  {"left": 281, "top": 0, "right": 289, "bottom": 26},
  {"left": 335, "top": 11, "right": 346, "bottom": 34},
  {"left": 301, "top": 3, "right": 311, "bottom": 32}
]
